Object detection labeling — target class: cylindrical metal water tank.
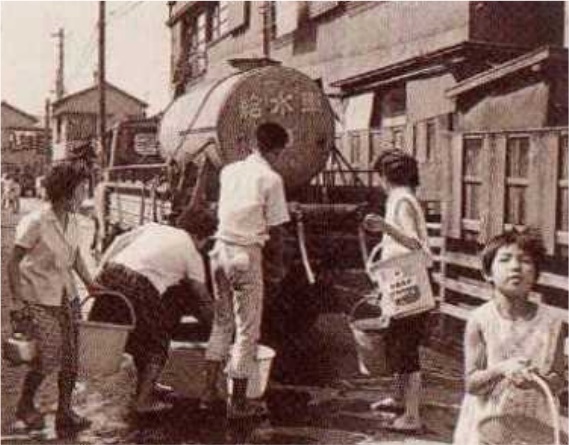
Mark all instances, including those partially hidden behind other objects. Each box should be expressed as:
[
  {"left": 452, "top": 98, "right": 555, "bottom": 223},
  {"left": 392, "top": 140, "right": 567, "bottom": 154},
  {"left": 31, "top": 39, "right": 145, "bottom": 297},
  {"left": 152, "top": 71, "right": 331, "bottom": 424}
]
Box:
[{"left": 159, "top": 65, "right": 335, "bottom": 190}]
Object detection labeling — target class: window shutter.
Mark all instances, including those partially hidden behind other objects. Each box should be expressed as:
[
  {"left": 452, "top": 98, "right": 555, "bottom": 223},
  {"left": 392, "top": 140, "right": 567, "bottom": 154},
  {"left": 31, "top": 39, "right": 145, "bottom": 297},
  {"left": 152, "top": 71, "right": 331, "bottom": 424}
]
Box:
[
  {"left": 308, "top": 1, "right": 339, "bottom": 19},
  {"left": 275, "top": 1, "right": 299, "bottom": 38},
  {"left": 225, "top": 1, "right": 247, "bottom": 34}
]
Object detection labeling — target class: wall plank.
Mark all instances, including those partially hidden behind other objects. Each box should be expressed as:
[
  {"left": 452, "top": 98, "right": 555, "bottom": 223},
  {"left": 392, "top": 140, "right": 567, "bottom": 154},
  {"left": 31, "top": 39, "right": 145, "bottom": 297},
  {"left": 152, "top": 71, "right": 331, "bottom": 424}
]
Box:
[
  {"left": 528, "top": 131, "right": 559, "bottom": 253},
  {"left": 447, "top": 134, "right": 463, "bottom": 238}
]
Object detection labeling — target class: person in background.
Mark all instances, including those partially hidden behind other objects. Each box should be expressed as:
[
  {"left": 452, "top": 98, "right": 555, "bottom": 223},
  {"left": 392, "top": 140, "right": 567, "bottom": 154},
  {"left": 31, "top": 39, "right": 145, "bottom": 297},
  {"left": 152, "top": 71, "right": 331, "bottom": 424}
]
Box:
[
  {"left": 453, "top": 228, "right": 565, "bottom": 445},
  {"left": 200, "top": 122, "right": 290, "bottom": 419},
  {"left": 1, "top": 173, "right": 8, "bottom": 209},
  {"left": 88, "top": 206, "right": 215, "bottom": 414},
  {"left": 7, "top": 163, "right": 93, "bottom": 433},
  {"left": 3, "top": 173, "right": 20, "bottom": 213},
  {"left": 362, "top": 149, "right": 431, "bottom": 432}
]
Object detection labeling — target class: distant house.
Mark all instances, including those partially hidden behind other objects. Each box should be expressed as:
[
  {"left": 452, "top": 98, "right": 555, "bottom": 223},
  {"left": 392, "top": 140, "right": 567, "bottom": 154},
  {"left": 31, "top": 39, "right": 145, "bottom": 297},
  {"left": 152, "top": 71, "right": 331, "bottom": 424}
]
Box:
[
  {"left": 50, "top": 82, "right": 148, "bottom": 162},
  {"left": 1, "top": 100, "right": 49, "bottom": 178}
]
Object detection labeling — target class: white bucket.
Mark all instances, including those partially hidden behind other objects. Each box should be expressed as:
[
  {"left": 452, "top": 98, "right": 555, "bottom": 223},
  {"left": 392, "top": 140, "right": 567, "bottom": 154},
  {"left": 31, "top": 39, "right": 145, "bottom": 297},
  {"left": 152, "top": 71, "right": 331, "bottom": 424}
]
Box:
[{"left": 226, "top": 345, "right": 276, "bottom": 399}]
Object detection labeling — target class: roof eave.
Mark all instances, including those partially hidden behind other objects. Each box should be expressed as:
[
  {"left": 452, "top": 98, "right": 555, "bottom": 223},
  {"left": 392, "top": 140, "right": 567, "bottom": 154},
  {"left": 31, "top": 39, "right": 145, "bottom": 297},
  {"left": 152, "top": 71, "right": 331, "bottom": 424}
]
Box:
[{"left": 446, "top": 46, "right": 568, "bottom": 98}]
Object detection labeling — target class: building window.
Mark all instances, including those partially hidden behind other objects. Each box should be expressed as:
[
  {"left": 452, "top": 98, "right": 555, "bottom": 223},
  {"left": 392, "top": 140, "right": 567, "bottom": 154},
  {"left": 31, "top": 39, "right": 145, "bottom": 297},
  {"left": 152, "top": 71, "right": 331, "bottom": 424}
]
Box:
[
  {"left": 179, "top": 10, "right": 208, "bottom": 79},
  {"left": 462, "top": 137, "right": 483, "bottom": 220},
  {"left": 56, "top": 118, "right": 62, "bottom": 143},
  {"left": 505, "top": 136, "right": 530, "bottom": 225},
  {"left": 210, "top": 1, "right": 229, "bottom": 40},
  {"left": 558, "top": 134, "right": 568, "bottom": 232},
  {"left": 270, "top": 2, "right": 298, "bottom": 39},
  {"left": 411, "top": 124, "right": 418, "bottom": 157},
  {"left": 426, "top": 120, "right": 436, "bottom": 161},
  {"left": 349, "top": 132, "right": 361, "bottom": 165},
  {"left": 371, "top": 85, "right": 406, "bottom": 129}
]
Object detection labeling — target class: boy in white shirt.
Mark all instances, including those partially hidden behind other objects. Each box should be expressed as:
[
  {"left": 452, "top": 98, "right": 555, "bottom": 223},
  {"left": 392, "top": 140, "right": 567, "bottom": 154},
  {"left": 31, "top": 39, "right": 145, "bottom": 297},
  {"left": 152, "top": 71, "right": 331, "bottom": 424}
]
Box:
[{"left": 201, "top": 122, "right": 290, "bottom": 418}]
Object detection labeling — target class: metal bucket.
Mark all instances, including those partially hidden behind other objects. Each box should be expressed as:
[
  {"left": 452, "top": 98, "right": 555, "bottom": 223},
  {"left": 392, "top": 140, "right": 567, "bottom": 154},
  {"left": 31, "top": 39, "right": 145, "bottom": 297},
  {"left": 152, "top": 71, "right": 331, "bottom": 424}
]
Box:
[
  {"left": 77, "top": 290, "right": 136, "bottom": 378},
  {"left": 348, "top": 296, "right": 391, "bottom": 377}
]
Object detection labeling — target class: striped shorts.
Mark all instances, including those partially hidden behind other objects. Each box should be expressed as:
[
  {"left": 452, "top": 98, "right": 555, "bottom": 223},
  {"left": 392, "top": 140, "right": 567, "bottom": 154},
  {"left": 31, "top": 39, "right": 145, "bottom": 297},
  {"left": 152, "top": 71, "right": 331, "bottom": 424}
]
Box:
[{"left": 29, "top": 296, "right": 80, "bottom": 376}]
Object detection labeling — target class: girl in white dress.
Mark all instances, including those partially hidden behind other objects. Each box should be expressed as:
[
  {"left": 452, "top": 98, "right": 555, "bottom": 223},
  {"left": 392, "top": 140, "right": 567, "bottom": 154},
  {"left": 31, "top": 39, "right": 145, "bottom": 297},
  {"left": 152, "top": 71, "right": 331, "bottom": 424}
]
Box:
[
  {"left": 453, "top": 228, "right": 565, "bottom": 445},
  {"left": 363, "top": 149, "right": 431, "bottom": 432}
]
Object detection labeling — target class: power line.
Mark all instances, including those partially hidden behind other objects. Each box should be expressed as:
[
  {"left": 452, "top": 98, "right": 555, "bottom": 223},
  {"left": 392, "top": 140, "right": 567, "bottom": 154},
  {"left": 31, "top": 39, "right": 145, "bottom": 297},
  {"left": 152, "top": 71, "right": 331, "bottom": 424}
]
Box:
[
  {"left": 67, "top": 25, "right": 98, "bottom": 85},
  {"left": 107, "top": 1, "right": 144, "bottom": 24},
  {"left": 107, "top": 2, "right": 131, "bottom": 19}
]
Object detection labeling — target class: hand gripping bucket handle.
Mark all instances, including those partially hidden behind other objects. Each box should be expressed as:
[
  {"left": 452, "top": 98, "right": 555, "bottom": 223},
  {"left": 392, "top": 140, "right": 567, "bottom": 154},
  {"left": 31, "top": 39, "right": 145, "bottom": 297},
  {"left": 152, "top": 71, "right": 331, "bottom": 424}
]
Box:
[{"left": 80, "top": 290, "right": 137, "bottom": 328}]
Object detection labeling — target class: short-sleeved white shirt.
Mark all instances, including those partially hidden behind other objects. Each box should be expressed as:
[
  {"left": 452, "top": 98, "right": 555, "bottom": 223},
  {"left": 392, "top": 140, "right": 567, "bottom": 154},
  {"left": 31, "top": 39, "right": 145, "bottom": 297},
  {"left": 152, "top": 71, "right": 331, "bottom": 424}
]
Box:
[
  {"left": 381, "top": 186, "right": 430, "bottom": 260},
  {"left": 101, "top": 223, "right": 205, "bottom": 295},
  {"left": 215, "top": 152, "right": 290, "bottom": 246},
  {"left": 15, "top": 204, "right": 81, "bottom": 306}
]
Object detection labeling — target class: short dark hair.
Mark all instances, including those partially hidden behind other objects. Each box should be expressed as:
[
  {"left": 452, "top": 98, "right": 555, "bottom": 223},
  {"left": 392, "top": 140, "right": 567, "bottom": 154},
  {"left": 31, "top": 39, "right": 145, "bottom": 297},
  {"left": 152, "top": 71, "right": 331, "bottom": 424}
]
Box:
[
  {"left": 44, "top": 163, "right": 88, "bottom": 204},
  {"left": 480, "top": 227, "right": 546, "bottom": 278},
  {"left": 373, "top": 149, "right": 419, "bottom": 188},
  {"left": 256, "top": 122, "right": 289, "bottom": 154},
  {"left": 175, "top": 206, "right": 217, "bottom": 239}
]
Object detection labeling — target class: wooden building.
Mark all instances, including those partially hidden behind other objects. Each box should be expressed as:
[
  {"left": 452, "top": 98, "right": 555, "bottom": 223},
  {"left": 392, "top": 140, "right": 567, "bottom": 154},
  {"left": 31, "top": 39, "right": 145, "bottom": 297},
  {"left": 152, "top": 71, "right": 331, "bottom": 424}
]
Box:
[
  {"left": 166, "top": 1, "right": 565, "bottom": 201},
  {"left": 50, "top": 82, "right": 148, "bottom": 162},
  {"left": 1, "top": 101, "right": 49, "bottom": 179}
]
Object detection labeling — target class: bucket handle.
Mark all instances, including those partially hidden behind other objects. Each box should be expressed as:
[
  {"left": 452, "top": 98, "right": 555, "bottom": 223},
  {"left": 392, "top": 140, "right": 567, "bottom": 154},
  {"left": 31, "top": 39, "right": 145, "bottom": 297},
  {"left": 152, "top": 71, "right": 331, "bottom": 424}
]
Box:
[
  {"left": 81, "top": 290, "right": 137, "bottom": 329},
  {"left": 349, "top": 294, "right": 384, "bottom": 324},
  {"left": 531, "top": 373, "right": 561, "bottom": 445},
  {"left": 365, "top": 241, "right": 384, "bottom": 276},
  {"left": 493, "top": 372, "right": 560, "bottom": 445}
]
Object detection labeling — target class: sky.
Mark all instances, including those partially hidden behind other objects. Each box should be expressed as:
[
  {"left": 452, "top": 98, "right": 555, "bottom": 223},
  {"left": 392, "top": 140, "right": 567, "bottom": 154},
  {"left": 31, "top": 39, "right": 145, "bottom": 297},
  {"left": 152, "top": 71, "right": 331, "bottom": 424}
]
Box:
[{"left": 1, "top": 1, "right": 172, "bottom": 118}]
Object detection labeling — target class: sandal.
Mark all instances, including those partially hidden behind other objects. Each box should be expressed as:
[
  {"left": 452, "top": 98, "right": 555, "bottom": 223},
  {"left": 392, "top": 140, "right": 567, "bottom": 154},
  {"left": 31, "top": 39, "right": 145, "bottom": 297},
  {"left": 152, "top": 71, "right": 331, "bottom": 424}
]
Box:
[
  {"left": 384, "top": 414, "right": 423, "bottom": 433},
  {"left": 370, "top": 397, "right": 404, "bottom": 413},
  {"left": 133, "top": 398, "right": 173, "bottom": 414}
]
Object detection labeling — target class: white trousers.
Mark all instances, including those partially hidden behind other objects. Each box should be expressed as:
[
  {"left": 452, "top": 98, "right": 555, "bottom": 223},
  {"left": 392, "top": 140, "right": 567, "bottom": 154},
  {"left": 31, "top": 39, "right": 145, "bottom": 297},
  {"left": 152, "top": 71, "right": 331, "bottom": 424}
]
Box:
[{"left": 205, "top": 240, "right": 264, "bottom": 379}]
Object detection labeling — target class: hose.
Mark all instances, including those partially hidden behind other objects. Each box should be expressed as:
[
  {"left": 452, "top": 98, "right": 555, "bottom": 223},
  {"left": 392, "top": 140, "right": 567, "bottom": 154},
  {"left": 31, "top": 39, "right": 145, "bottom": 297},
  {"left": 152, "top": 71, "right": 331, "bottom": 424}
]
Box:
[{"left": 295, "top": 208, "right": 315, "bottom": 285}]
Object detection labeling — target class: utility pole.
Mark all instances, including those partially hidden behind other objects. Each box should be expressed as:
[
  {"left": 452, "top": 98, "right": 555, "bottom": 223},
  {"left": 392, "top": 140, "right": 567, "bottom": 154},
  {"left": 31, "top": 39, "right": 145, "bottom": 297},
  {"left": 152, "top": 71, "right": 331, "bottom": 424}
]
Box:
[
  {"left": 261, "top": 2, "right": 271, "bottom": 58},
  {"left": 51, "top": 28, "right": 65, "bottom": 100},
  {"left": 44, "top": 98, "right": 52, "bottom": 168},
  {"left": 98, "top": 1, "right": 107, "bottom": 168}
]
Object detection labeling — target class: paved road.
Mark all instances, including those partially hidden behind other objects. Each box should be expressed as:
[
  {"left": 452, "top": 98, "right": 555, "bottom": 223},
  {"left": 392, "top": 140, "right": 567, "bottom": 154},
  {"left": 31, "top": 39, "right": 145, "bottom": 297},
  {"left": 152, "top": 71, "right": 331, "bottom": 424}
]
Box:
[{"left": 1, "top": 198, "right": 461, "bottom": 444}]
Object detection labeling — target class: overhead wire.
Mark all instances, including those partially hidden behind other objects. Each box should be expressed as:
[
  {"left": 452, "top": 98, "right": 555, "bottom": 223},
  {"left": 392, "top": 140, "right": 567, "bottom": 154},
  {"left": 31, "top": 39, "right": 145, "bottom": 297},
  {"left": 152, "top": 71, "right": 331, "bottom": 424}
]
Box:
[{"left": 64, "top": 2, "right": 145, "bottom": 89}]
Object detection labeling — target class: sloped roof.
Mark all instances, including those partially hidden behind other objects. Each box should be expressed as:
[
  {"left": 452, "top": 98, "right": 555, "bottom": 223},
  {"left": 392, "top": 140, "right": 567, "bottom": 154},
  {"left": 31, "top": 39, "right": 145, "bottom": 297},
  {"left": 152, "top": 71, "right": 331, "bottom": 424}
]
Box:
[
  {"left": 52, "top": 81, "right": 148, "bottom": 113},
  {"left": 446, "top": 46, "right": 568, "bottom": 98},
  {"left": 1, "top": 101, "right": 39, "bottom": 125}
]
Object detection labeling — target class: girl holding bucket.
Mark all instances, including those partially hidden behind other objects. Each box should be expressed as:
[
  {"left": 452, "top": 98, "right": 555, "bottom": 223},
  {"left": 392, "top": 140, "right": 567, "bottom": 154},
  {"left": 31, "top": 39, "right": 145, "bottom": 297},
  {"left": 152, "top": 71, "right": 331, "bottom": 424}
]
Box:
[
  {"left": 453, "top": 228, "right": 565, "bottom": 445},
  {"left": 7, "top": 163, "right": 93, "bottom": 433},
  {"left": 362, "top": 149, "right": 431, "bottom": 432}
]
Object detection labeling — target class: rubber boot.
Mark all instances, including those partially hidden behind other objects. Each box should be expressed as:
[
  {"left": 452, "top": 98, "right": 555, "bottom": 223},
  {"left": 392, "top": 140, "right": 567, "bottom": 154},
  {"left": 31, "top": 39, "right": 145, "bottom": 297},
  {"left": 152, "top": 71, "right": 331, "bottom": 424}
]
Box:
[
  {"left": 227, "top": 378, "right": 267, "bottom": 419},
  {"left": 15, "top": 370, "right": 46, "bottom": 430},
  {"left": 199, "top": 361, "right": 222, "bottom": 410},
  {"left": 133, "top": 362, "right": 172, "bottom": 414},
  {"left": 55, "top": 371, "right": 91, "bottom": 434}
]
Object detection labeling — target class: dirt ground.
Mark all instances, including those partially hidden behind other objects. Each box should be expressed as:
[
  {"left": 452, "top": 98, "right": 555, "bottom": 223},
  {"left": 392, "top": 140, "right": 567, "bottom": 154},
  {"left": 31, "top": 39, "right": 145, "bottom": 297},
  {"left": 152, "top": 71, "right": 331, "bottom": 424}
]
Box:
[{"left": 1, "top": 198, "right": 467, "bottom": 444}]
